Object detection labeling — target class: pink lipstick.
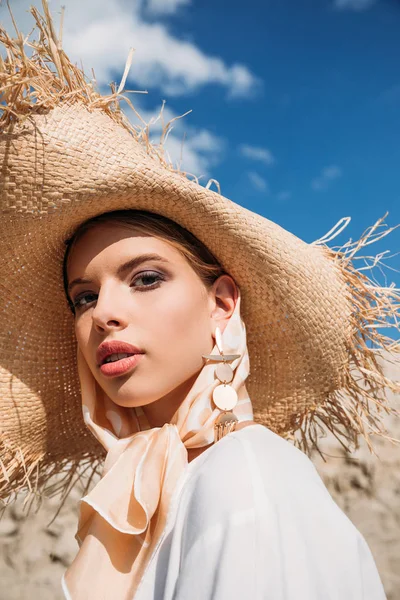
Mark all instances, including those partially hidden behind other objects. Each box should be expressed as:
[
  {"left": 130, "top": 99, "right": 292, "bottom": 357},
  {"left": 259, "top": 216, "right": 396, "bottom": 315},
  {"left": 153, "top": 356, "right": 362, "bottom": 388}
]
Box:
[
  {"left": 96, "top": 340, "right": 145, "bottom": 378},
  {"left": 99, "top": 353, "right": 144, "bottom": 377}
]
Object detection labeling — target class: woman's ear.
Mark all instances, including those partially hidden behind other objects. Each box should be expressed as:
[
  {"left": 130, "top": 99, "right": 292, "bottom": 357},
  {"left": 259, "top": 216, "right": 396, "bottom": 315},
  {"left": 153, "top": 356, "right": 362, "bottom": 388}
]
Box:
[{"left": 209, "top": 275, "right": 238, "bottom": 333}]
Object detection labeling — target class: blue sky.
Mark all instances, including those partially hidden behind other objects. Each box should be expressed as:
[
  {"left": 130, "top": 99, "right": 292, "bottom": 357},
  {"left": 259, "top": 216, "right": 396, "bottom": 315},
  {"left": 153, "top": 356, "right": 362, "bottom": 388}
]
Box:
[
  {"left": 156, "top": 0, "right": 400, "bottom": 281},
  {"left": 3, "top": 0, "right": 400, "bottom": 296}
]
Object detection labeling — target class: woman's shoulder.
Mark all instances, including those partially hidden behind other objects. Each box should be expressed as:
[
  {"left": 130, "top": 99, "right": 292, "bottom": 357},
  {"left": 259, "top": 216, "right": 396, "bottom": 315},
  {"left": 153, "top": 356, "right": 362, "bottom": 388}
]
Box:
[
  {"left": 178, "top": 424, "right": 362, "bottom": 548},
  {"left": 181, "top": 424, "right": 324, "bottom": 515},
  {"left": 172, "top": 426, "right": 386, "bottom": 600},
  {"left": 190, "top": 423, "right": 320, "bottom": 487},
  {"left": 234, "top": 423, "right": 323, "bottom": 480}
]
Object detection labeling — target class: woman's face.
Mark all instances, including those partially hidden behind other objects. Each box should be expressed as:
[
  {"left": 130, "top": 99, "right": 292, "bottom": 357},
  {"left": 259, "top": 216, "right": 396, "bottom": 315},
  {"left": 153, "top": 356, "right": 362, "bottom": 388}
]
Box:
[{"left": 66, "top": 223, "right": 236, "bottom": 422}]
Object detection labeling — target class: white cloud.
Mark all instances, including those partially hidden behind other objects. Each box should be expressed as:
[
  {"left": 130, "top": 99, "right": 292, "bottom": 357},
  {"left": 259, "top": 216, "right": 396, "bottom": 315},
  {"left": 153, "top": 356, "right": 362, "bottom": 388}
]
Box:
[
  {"left": 145, "top": 0, "right": 191, "bottom": 16},
  {"left": 277, "top": 190, "right": 291, "bottom": 202},
  {"left": 227, "top": 65, "right": 261, "bottom": 99},
  {"left": 248, "top": 172, "right": 269, "bottom": 193},
  {"left": 124, "top": 102, "right": 225, "bottom": 179},
  {"left": 1, "top": 0, "right": 259, "bottom": 99},
  {"left": 311, "top": 165, "right": 342, "bottom": 191},
  {"left": 324, "top": 165, "right": 342, "bottom": 179},
  {"left": 239, "top": 144, "right": 275, "bottom": 166},
  {"left": 163, "top": 131, "right": 223, "bottom": 179},
  {"left": 188, "top": 129, "right": 222, "bottom": 153},
  {"left": 377, "top": 84, "right": 400, "bottom": 107},
  {"left": 333, "top": 0, "right": 377, "bottom": 11}
]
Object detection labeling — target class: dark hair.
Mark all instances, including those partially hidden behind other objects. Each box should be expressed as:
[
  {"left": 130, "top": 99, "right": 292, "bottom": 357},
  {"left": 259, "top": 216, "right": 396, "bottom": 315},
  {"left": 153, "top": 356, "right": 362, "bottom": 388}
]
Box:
[{"left": 63, "top": 209, "right": 227, "bottom": 314}]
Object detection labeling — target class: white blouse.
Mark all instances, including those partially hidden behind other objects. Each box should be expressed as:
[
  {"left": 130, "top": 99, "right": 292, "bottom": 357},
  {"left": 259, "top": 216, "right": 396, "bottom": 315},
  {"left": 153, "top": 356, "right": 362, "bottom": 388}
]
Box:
[{"left": 134, "top": 424, "right": 386, "bottom": 600}]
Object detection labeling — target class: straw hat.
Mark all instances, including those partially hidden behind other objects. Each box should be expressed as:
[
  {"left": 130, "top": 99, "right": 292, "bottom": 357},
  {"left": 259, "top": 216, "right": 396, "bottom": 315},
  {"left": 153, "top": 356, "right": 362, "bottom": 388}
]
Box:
[{"left": 1, "top": 2, "right": 399, "bottom": 503}]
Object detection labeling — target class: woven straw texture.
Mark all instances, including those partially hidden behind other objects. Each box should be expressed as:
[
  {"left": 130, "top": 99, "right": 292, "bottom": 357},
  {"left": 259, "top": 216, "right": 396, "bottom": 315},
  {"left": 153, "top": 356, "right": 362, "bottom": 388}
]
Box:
[{"left": 0, "top": 1, "right": 399, "bottom": 503}]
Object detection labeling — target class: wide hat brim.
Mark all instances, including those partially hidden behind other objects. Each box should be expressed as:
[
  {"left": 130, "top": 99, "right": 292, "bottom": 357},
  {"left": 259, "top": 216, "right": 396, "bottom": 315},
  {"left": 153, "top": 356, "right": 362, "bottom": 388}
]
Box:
[{"left": 1, "top": 3, "right": 399, "bottom": 501}]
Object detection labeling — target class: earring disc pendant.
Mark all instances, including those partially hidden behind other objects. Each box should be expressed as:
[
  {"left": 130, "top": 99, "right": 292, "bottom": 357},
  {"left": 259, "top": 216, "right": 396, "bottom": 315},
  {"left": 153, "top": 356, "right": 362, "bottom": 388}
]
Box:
[
  {"left": 212, "top": 384, "right": 238, "bottom": 411},
  {"left": 215, "top": 363, "right": 234, "bottom": 384}
]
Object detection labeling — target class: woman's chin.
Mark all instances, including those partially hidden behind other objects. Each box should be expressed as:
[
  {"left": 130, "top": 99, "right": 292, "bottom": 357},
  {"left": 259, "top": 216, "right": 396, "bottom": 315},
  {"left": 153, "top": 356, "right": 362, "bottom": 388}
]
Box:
[{"left": 106, "top": 386, "right": 161, "bottom": 409}]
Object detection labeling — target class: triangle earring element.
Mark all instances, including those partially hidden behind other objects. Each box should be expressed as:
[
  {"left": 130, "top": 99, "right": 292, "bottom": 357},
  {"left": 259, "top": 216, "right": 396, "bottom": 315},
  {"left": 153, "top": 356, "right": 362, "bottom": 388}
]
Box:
[{"left": 202, "top": 326, "right": 240, "bottom": 363}]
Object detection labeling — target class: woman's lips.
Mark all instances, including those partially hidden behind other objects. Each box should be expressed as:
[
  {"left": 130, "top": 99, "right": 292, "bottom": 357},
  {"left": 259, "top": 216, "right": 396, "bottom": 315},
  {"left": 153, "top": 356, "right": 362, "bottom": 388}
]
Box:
[
  {"left": 99, "top": 353, "right": 144, "bottom": 377},
  {"left": 96, "top": 341, "right": 144, "bottom": 366}
]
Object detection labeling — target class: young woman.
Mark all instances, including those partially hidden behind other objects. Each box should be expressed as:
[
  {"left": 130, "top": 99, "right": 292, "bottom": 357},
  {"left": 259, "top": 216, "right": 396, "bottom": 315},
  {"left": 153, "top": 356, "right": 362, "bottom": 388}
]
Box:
[
  {"left": 0, "top": 3, "right": 398, "bottom": 599},
  {"left": 59, "top": 208, "right": 387, "bottom": 600}
]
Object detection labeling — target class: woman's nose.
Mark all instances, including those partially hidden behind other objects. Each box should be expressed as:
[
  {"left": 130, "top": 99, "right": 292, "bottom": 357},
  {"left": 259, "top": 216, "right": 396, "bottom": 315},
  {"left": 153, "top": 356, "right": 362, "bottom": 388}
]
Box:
[{"left": 91, "top": 285, "right": 129, "bottom": 333}]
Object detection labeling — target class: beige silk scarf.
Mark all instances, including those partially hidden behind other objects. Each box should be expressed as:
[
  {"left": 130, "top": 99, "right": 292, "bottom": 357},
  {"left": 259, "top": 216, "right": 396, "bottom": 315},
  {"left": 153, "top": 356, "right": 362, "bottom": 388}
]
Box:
[{"left": 63, "top": 295, "right": 253, "bottom": 599}]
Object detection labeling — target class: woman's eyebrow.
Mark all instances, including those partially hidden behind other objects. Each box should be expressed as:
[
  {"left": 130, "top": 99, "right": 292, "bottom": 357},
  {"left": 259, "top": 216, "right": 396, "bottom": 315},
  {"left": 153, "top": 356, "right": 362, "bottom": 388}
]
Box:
[{"left": 67, "top": 253, "right": 170, "bottom": 294}]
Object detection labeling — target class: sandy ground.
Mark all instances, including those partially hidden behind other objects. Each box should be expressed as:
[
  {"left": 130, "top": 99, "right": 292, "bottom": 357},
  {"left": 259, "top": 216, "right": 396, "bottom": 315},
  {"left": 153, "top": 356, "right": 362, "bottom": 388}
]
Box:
[{"left": 1, "top": 353, "right": 399, "bottom": 600}]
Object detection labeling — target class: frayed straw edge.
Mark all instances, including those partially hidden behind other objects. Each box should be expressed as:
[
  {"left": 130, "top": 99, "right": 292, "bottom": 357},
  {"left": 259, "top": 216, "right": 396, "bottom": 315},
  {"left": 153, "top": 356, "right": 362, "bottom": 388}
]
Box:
[
  {"left": 0, "top": 440, "right": 104, "bottom": 519},
  {"left": 288, "top": 213, "right": 400, "bottom": 460},
  {"left": 0, "top": 0, "right": 209, "bottom": 187}
]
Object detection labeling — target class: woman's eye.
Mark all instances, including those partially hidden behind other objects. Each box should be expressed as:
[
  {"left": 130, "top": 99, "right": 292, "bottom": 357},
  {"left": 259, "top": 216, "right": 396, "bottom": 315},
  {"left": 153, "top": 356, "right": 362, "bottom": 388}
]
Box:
[
  {"left": 73, "top": 293, "right": 98, "bottom": 309},
  {"left": 72, "top": 271, "right": 164, "bottom": 311},
  {"left": 132, "top": 271, "right": 164, "bottom": 288}
]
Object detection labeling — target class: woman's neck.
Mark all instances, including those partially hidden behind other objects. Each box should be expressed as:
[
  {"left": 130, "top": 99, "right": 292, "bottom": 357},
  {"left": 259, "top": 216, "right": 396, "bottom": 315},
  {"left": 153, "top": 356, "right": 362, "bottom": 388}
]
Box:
[{"left": 141, "top": 371, "right": 200, "bottom": 428}]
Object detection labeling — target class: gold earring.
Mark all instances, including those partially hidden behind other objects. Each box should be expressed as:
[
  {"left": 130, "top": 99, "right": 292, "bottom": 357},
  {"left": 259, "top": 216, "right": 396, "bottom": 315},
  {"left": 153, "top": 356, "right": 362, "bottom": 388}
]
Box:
[{"left": 202, "top": 326, "right": 240, "bottom": 442}]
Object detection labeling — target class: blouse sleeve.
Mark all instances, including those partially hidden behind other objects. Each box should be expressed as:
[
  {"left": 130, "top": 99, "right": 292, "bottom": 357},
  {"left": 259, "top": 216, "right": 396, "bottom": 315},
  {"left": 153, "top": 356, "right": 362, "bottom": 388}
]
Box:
[{"left": 165, "top": 428, "right": 387, "bottom": 600}]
